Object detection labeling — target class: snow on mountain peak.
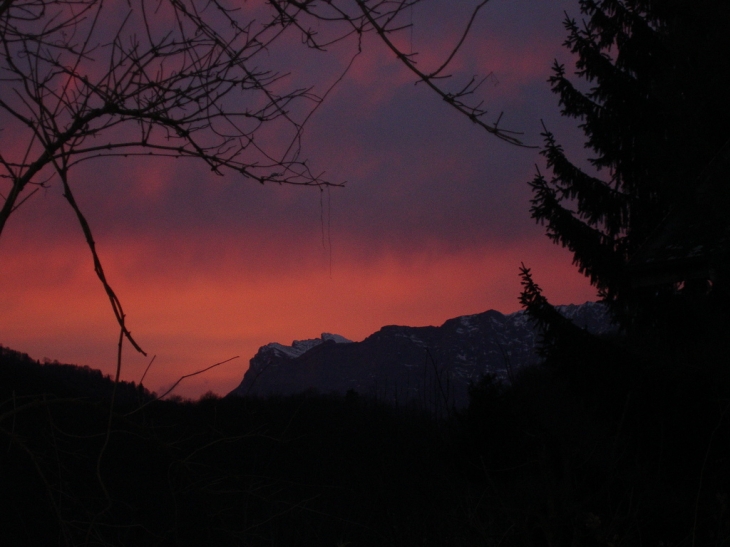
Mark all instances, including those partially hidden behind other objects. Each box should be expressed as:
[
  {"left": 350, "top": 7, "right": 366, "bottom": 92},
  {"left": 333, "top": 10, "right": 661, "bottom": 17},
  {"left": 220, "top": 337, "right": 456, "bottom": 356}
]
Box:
[{"left": 266, "top": 333, "right": 352, "bottom": 360}]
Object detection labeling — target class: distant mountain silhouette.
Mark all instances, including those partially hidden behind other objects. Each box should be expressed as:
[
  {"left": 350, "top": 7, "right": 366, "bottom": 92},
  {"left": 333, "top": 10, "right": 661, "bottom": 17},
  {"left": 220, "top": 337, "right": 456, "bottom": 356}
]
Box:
[{"left": 229, "top": 302, "right": 614, "bottom": 408}]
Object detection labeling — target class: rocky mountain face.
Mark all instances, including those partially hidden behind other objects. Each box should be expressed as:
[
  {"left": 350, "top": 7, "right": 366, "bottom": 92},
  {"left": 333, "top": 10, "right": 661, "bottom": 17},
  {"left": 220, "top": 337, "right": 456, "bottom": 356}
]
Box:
[{"left": 228, "top": 302, "right": 614, "bottom": 409}]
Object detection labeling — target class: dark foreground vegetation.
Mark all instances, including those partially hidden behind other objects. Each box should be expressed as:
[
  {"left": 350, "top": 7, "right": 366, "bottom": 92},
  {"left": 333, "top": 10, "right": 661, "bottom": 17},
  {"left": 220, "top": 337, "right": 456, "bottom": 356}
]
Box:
[
  {"left": 3, "top": 0, "right": 729, "bottom": 544},
  {"left": 2, "top": 319, "right": 729, "bottom": 547}
]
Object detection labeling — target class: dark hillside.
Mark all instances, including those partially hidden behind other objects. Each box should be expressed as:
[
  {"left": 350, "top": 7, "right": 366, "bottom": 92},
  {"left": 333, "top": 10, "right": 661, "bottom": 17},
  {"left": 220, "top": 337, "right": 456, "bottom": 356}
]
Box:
[
  {"left": 0, "top": 347, "right": 475, "bottom": 546},
  {"left": 0, "top": 345, "right": 149, "bottom": 403},
  {"left": 2, "top": 337, "right": 729, "bottom": 546}
]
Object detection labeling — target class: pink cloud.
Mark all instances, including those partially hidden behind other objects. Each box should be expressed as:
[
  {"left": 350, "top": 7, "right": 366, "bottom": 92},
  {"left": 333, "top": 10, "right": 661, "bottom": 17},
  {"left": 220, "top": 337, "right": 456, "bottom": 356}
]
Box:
[{"left": 1, "top": 0, "right": 594, "bottom": 400}]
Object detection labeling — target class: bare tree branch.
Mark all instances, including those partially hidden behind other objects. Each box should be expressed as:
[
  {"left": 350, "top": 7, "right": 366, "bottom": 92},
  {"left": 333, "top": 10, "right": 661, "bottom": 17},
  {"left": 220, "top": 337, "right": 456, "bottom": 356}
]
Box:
[
  {"left": 1, "top": 0, "right": 529, "bottom": 363},
  {"left": 351, "top": 0, "right": 529, "bottom": 146}
]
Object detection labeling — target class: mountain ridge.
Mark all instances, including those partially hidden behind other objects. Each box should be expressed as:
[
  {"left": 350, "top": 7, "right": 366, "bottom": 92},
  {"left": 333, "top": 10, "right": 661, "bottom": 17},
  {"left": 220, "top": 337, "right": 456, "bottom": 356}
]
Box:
[{"left": 229, "top": 302, "right": 614, "bottom": 408}]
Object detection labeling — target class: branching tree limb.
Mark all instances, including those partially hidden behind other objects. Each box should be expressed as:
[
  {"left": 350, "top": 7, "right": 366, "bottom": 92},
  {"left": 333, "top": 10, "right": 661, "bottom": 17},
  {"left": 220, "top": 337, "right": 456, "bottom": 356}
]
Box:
[
  {"left": 269, "top": 0, "right": 529, "bottom": 146},
  {"left": 1, "top": 0, "right": 527, "bottom": 355}
]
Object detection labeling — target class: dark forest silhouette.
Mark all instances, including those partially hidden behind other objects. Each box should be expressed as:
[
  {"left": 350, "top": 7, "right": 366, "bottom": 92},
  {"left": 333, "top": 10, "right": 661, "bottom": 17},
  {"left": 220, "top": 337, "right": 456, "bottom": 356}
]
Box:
[{"left": 2, "top": 0, "right": 730, "bottom": 545}]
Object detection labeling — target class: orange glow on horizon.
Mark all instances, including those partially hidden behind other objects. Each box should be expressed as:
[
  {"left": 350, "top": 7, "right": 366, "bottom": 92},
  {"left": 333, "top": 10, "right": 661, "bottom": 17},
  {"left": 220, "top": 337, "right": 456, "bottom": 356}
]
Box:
[
  {"left": 0, "top": 0, "right": 590, "bottom": 400},
  {"left": 0, "top": 234, "right": 596, "bottom": 399}
]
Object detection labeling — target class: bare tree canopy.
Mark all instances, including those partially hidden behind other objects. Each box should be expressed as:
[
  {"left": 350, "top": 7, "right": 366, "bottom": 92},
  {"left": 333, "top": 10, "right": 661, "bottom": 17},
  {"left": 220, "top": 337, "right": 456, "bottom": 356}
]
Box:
[{"left": 1, "top": 0, "right": 524, "bottom": 352}]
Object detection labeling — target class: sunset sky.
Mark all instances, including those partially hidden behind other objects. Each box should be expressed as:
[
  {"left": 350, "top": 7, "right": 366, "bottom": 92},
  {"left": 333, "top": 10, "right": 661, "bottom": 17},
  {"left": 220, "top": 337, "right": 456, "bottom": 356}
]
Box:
[{"left": 0, "top": 0, "right": 599, "bottom": 398}]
